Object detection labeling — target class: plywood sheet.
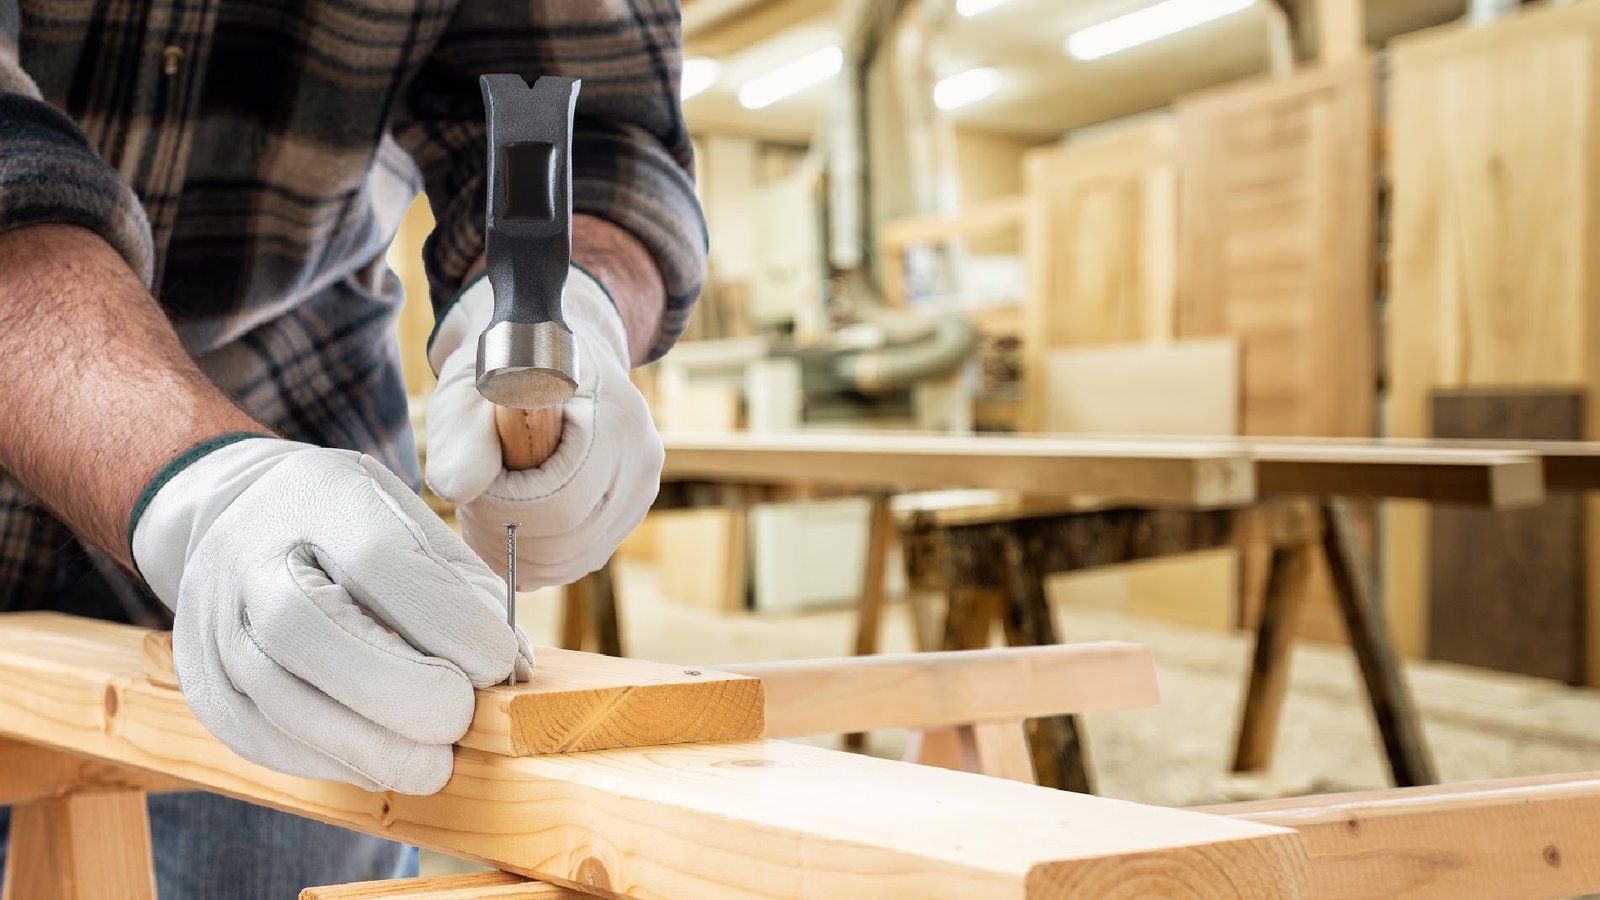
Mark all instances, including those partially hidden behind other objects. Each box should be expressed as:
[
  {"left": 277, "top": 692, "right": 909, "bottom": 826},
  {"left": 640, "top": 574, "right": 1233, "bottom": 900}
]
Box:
[
  {"left": 1386, "top": 2, "right": 1600, "bottom": 667},
  {"left": 1042, "top": 338, "right": 1239, "bottom": 436},
  {"left": 1428, "top": 389, "right": 1585, "bottom": 683},
  {"left": 1175, "top": 60, "right": 1376, "bottom": 439}
]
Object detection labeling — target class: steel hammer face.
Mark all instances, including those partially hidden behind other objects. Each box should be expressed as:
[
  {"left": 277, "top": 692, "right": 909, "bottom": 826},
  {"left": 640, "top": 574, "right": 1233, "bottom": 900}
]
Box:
[{"left": 476, "top": 74, "right": 583, "bottom": 411}]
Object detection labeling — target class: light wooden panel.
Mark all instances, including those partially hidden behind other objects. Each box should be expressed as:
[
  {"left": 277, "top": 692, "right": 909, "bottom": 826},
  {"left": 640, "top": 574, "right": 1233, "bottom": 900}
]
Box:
[
  {"left": 724, "top": 643, "right": 1159, "bottom": 738},
  {"left": 1023, "top": 116, "right": 1178, "bottom": 430},
  {"left": 1387, "top": 2, "right": 1600, "bottom": 667},
  {"left": 143, "top": 631, "right": 764, "bottom": 756},
  {"left": 302, "top": 872, "right": 580, "bottom": 899},
  {"left": 1175, "top": 59, "right": 1376, "bottom": 439},
  {"left": 1210, "top": 772, "right": 1600, "bottom": 900},
  {"left": 1042, "top": 338, "right": 1239, "bottom": 436},
  {"left": 663, "top": 431, "right": 1258, "bottom": 508},
  {"left": 0, "top": 614, "right": 1307, "bottom": 900}
]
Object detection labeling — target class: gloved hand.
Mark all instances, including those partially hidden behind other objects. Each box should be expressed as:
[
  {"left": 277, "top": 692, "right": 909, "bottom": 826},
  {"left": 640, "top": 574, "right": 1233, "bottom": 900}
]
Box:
[
  {"left": 425, "top": 267, "right": 662, "bottom": 589},
  {"left": 131, "top": 436, "right": 534, "bottom": 795}
]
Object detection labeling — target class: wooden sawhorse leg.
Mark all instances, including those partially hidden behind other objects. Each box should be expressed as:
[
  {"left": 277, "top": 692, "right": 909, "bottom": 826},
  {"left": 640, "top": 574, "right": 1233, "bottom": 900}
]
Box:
[
  {"left": 0, "top": 743, "right": 163, "bottom": 900},
  {"left": 559, "top": 557, "right": 623, "bottom": 657},
  {"left": 1320, "top": 499, "right": 1436, "bottom": 786},
  {"left": 996, "top": 525, "right": 1094, "bottom": 795},
  {"left": 1233, "top": 500, "right": 1437, "bottom": 786}
]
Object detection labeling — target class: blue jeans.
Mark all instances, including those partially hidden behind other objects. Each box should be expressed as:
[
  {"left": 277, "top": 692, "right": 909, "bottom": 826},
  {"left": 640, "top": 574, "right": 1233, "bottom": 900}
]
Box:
[{"left": 0, "top": 792, "right": 416, "bottom": 898}]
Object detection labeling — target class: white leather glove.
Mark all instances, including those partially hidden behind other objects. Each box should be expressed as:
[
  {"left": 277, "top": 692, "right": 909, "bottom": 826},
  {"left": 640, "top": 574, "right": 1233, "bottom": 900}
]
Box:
[
  {"left": 425, "top": 267, "right": 663, "bottom": 589},
  {"left": 131, "top": 436, "right": 535, "bottom": 795}
]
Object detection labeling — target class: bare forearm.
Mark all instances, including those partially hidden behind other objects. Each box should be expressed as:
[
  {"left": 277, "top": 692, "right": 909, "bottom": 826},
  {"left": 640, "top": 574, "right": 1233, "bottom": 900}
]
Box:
[
  {"left": 464, "top": 214, "right": 667, "bottom": 367},
  {"left": 0, "top": 224, "right": 269, "bottom": 567},
  {"left": 571, "top": 213, "right": 665, "bottom": 367}
]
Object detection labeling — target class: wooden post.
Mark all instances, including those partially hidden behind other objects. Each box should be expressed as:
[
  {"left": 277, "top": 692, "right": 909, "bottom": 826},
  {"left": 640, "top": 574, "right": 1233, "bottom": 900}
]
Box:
[
  {"left": 2, "top": 791, "right": 156, "bottom": 900},
  {"left": 1233, "top": 541, "right": 1317, "bottom": 773},
  {"left": 1319, "top": 499, "right": 1437, "bottom": 786},
  {"left": 1315, "top": 0, "right": 1364, "bottom": 64}
]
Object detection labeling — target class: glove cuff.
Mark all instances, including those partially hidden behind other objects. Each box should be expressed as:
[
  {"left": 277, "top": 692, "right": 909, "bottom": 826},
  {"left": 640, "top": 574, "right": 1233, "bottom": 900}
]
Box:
[{"left": 129, "top": 434, "right": 307, "bottom": 608}]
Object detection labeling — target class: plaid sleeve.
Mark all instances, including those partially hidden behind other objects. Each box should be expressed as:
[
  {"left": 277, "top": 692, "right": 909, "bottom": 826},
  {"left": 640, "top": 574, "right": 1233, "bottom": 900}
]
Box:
[
  {"left": 0, "top": 4, "right": 153, "bottom": 285},
  {"left": 392, "top": 0, "right": 706, "bottom": 362}
]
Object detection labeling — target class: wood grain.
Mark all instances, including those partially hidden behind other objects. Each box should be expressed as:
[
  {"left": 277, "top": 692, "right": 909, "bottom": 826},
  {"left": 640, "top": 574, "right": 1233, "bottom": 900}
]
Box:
[
  {"left": 143, "top": 631, "right": 765, "bottom": 756},
  {"left": 1023, "top": 117, "right": 1177, "bottom": 430},
  {"left": 0, "top": 739, "right": 183, "bottom": 804},
  {"left": 1386, "top": 1, "right": 1600, "bottom": 665},
  {"left": 0, "top": 614, "right": 1308, "bottom": 900},
  {"left": 1, "top": 790, "right": 157, "bottom": 900},
  {"left": 495, "top": 407, "right": 563, "bottom": 471},
  {"left": 1175, "top": 59, "right": 1376, "bottom": 440},
  {"left": 724, "top": 643, "right": 1159, "bottom": 739},
  {"left": 663, "top": 431, "right": 1257, "bottom": 508},
  {"left": 301, "top": 872, "right": 580, "bottom": 899},
  {"left": 1209, "top": 772, "right": 1600, "bottom": 900}
]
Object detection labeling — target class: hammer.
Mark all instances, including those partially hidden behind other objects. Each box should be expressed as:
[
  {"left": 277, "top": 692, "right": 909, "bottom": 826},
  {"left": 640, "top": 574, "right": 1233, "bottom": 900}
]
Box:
[{"left": 475, "top": 74, "right": 583, "bottom": 679}]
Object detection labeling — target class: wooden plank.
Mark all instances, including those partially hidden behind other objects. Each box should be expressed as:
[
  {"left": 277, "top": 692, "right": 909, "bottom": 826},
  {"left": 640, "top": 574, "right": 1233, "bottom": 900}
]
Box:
[
  {"left": 1175, "top": 59, "right": 1376, "bottom": 441},
  {"left": 1023, "top": 117, "right": 1178, "bottom": 430},
  {"left": 0, "top": 614, "right": 1308, "bottom": 900},
  {"left": 1386, "top": 0, "right": 1600, "bottom": 666},
  {"left": 1207, "top": 773, "right": 1600, "bottom": 900},
  {"left": 301, "top": 872, "right": 579, "bottom": 899},
  {"left": 664, "top": 431, "right": 1257, "bottom": 508},
  {"left": 1042, "top": 338, "right": 1239, "bottom": 436},
  {"left": 723, "top": 643, "right": 1159, "bottom": 738},
  {"left": 2, "top": 790, "right": 157, "bottom": 900},
  {"left": 142, "top": 631, "right": 764, "bottom": 756},
  {"left": 1428, "top": 389, "right": 1585, "bottom": 683},
  {"left": 0, "top": 739, "right": 184, "bottom": 804},
  {"left": 1250, "top": 443, "right": 1545, "bottom": 508}
]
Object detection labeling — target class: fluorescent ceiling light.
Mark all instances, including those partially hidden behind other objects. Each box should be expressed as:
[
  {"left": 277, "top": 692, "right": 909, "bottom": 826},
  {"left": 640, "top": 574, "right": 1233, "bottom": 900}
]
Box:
[
  {"left": 956, "top": 0, "right": 1013, "bottom": 16},
  {"left": 1067, "top": 0, "right": 1255, "bottom": 61},
  {"left": 737, "top": 45, "right": 843, "bottom": 110},
  {"left": 681, "top": 57, "right": 721, "bottom": 100},
  {"left": 934, "top": 67, "right": 1000, "bottom": 111}
]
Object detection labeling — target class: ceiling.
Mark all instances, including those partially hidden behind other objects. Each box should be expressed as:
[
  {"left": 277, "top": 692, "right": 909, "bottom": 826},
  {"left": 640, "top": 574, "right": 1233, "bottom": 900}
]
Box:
[{"left": 681, "top": 0, "right": 1469, "bottom": 141}]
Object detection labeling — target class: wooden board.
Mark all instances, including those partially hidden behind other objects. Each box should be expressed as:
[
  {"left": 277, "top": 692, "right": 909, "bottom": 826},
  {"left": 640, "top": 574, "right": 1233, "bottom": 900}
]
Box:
[
  {"left": 302, "top": 872, "right": 579, "bottom": 899},
  {"left": 663, "top": 431, "right": 1259, "bottom": 508},
  {"left": 723, "top": 643, "right": 1159, "bottom": 738},
  {"left": 143, "top": 632, "right": 764, "bottom": 756},
  {"left": 1386, "top": 1, "right": 1600, "bottom": 667},
  {"left": 2, "top": 790, "right": 157, "bottom": 900},
  {"left": 1248, "top": 443, "right": 1544, "bottom": 509},
  {"left": 1209, "top": 772, "right": 1600, "bottom": 900},
  {"left": 1042, "top": 338, "right": 1239, "bottom": 436},
  {"left": 1428, "top": 389, "right": 1585, "bottom": 682},
  {"left": 1023, "top": 116, "right": 1178, "bottom": 430},
  {"left": 1175, "top": 59, "right": 1376, "bottom": 440},
  {"left": 0, "top": 614, "right": 1307, "bottom": 900}
]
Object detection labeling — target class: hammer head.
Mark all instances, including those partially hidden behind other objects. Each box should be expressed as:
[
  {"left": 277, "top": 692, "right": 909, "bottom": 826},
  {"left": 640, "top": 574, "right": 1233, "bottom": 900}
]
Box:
[{"left": 476, "top": 74, "right": 583, "bottom": 411}]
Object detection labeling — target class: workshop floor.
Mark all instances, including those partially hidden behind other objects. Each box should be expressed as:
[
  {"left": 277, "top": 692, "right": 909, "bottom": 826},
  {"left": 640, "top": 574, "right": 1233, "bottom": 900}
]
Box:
[{"left": 424, "top": 558, "right": 1600, "bottom": 874}]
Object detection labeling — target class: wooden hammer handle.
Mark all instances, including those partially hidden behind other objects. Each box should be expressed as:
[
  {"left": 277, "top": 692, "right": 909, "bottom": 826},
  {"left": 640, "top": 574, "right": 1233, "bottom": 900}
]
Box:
[{"left": 495, "top": 406, "right": 564, "bottom": 470}]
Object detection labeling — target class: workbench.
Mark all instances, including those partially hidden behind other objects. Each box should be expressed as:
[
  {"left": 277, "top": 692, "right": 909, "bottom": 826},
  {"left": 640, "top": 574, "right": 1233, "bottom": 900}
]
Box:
[{"left": 606, "top": 431, "right": 1570, "bottom": 792}]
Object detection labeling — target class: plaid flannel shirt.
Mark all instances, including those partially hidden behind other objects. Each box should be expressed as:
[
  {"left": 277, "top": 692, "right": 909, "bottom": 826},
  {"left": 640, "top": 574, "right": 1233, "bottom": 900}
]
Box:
[{"left": 0, "top": 0, "right": 706, "bottom": 619}]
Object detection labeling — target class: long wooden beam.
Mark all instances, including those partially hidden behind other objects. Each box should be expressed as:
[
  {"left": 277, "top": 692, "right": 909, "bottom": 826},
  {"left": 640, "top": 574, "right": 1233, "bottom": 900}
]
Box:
[
  {"left": 723, "top": 643, "right": 1159, "bottom": 738},
  {"left": 662, "top": 431, "right": 1259, "bottom": 508},
  {"left": 0, "top": 614, "right": 1305, "bottom": 899},
  {"left": 1207, "top": 773, "right": 1600, "bottom": 900},
  {"left": 660, "top": 432, "right": 1547, "bottom": 508},
  {"left": 144, "top": 632, "right": 764, "bottom": 756},
  {"left": 1248, "top": 443, "right": 1543, "bottom": 508},
  {"left": 301, "top": 872, "right": 579, "bottom": 899}
]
